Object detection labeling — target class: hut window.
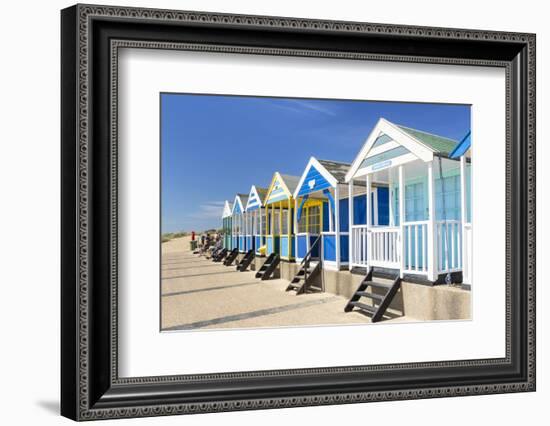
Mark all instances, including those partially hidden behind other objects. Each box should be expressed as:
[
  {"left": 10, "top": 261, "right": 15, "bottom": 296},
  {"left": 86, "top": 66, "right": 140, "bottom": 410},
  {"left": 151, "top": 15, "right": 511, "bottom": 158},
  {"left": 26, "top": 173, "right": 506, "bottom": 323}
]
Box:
[
  {"left": 298, "top": 210, "right": 307, "bottom": 233},
  {"left": 435, "top": 174, "right": 461, "bottom": 221},
  {"left": 273, "top": 210, "right": 280, "bottom": 234},
  {"left": 247, "top": 213, "right": 253, "bottom": 234},
  {"left": 405, "top": 182, "right": 426, "bottom": 222},
  {"left": 307, "top": 205, "right": 321, "bottom": 234},
  {"left": 261, "top": 210, "right": 267, "bottom": 234},
  {"left": 281, "top": 210, "right": 289, "bottom": 234}
]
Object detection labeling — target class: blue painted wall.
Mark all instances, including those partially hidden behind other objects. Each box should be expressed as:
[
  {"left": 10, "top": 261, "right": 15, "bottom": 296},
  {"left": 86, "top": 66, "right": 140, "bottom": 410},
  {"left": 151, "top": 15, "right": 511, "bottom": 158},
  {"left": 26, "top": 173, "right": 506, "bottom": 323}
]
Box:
[
  {"left": 322, "top": 235, "right": 349, "bottom": 263},
  {"left": 238, "top": 236, "right": 245, "bottom": 252},
  {"left": 377, "top": 187, "right": 390, "bottom": 225},
  {"left": 323, "top": 235, "right": 336, "bottom": 261},
  {"left": 297, "top": 235, "right": 308, "bottom": 259},
  {"left": 340, "top": 235, "right": 349, "bottom": 262},
  {"left": 351, "top": 189, "right": 390, "bottom": 226},
  {"left": 339, "top": 199, "right": 349, "bottom": 232},
  {"left": 281, "top": 236, "right": 290, "bottom": 258},
  {"left": 322, "top": 202, "right": 329, "bottom": 232}
]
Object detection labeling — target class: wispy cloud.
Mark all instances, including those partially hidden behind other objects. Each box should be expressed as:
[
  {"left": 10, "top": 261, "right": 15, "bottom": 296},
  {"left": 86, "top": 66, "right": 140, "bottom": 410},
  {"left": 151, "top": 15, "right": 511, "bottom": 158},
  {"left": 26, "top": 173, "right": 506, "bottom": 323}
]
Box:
[
  {"left": 186, "top": 201, "right": 226, "bottom": 219},
  {"left": 267, "top": 99, "right": 338, "bottom": 117}
]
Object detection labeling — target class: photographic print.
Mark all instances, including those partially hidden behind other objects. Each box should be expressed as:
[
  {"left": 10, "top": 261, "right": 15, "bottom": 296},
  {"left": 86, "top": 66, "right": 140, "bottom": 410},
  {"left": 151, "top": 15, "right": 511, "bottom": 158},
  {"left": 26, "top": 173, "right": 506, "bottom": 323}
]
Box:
[
  {"left": 61, "top": 5, "right": 535, "bottom": 419},
  {"left": 160, "top": 94, "right": 472, "bottom": 331}
]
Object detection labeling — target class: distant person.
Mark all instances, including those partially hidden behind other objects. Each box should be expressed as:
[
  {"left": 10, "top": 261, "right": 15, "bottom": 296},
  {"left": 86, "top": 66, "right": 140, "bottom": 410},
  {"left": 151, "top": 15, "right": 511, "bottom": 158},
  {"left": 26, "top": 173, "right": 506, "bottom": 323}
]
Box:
[{"left": 191, "top": 231, "right": 195, "bottom": 241}]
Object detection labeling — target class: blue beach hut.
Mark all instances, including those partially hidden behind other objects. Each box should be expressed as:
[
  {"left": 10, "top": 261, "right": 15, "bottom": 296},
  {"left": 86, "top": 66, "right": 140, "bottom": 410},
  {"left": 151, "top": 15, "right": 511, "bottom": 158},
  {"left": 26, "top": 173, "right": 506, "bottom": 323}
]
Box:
[
  {"left": 231, "top": 193, "right": 249, "bottom": 253},
  {"left": 244, "top": 185, "right": 268, "bottom": 255},
  {"left": 293, "top": 158, "right": 387, "bottom": 270}
]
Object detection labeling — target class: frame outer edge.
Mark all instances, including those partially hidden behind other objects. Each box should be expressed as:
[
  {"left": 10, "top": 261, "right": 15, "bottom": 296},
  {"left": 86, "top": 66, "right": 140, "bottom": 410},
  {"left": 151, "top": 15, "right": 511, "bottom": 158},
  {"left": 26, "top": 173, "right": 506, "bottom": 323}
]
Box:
[{"left": 65, "top": 4, "right": 536, "bottom": 421}]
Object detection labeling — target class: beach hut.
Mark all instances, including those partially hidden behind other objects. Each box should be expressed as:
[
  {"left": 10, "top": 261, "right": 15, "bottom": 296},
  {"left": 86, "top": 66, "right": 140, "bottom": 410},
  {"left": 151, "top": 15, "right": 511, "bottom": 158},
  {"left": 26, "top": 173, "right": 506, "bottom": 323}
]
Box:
[
  {"left": 244, "top": 185, "right": 268, "bottom": 256},
  {"left": 345, "top": 118, "right": 471, "bottom": 283},
  {"left": 221, "top": 200, "right": 233, "bottom": 249},
  {"left": 231, "top": 193, "right": 249, "bottom": 253},
  {"left": 293, "top": 158, "right": 379, "bottom": 271},
  {"left": 263, "top": 173, "right": 300, "bottom": 261}
]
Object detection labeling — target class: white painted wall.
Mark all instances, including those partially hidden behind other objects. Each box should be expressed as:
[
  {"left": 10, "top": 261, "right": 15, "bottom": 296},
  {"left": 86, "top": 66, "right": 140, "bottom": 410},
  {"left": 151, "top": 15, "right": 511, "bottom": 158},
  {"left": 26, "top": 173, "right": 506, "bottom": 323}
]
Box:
[{"left": 0, "top": 1, "right": 547, "bottom": 425}]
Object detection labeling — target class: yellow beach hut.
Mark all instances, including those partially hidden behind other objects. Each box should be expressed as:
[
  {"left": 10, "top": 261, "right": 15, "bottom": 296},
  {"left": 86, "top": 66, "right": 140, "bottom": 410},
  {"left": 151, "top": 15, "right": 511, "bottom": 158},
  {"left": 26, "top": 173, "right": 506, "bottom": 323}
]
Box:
[{"left": 263, "top": 173, "right": 300, "bottom": 261}]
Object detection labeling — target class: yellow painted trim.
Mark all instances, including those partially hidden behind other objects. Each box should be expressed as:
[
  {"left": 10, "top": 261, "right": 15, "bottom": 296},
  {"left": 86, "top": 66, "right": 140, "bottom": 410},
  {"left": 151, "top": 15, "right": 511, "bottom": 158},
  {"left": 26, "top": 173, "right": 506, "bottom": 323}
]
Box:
[{"left": 264, "top": 172, "right": 294, "bottom": 205}]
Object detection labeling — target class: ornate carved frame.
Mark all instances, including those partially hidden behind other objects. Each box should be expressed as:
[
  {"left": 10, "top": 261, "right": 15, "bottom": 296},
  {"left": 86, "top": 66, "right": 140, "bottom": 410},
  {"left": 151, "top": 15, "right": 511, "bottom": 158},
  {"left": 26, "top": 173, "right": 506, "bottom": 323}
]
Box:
[{"left": 61, "top": 4, "right": 536, "bottom": 421}]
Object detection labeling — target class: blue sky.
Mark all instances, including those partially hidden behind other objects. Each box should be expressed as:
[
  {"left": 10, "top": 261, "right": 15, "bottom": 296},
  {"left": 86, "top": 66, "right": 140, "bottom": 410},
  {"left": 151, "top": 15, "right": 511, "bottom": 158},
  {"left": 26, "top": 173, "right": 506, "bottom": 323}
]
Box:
[{"left": 161, "top": 94, "right": 470, "bottom": 233}]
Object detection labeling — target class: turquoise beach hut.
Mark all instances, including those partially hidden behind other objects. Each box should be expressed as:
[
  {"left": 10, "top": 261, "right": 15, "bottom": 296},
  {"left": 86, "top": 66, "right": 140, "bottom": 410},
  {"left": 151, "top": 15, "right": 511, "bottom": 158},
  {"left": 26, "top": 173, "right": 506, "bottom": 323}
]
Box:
[
  {"left": 221, "top": 200, "right": 233, "bottom": 249},
  {"left": 450, "top": 131, "right": 472, "bottom": 286},
  {"left": 345, "top": 118, "right": 471, "bottom": 283}
]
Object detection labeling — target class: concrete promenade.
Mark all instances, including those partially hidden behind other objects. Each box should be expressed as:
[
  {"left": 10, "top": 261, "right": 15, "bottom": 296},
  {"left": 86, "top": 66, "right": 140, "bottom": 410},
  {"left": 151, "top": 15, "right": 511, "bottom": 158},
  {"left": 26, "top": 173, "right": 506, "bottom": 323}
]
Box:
[{"left": 161, "top": 237, "right": 383, "bottom": 331}]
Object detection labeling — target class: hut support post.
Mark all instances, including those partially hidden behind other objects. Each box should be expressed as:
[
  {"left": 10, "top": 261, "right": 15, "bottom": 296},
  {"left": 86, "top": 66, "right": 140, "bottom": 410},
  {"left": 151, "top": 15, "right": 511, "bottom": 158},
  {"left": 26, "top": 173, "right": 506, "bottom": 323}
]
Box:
[
  {"left": 366, "top": 174, "right": 372, "bottom": 271},
  {"left": 335, "top": 185, "right": 341, "bottom": 270},
  {"left": 398, "top": 165, "right": 405, "bottom": 278},
  {"left": 288, "top": 198, "right": 292, "bottom": 258},
  {"left": 348, "top": 179, "right": 354, "bottom": 271},
  {"left": 294, "top": 198, "right": 299, "bottom": 258},
  {"left": 460, "top": 155, "right": 467, "bottom": 280},
  {"left": 389, "top": 170, "right": 394, "bottom": 226},
  {"left": 427, "top": 160, "right": 438, "bottom": 281}
]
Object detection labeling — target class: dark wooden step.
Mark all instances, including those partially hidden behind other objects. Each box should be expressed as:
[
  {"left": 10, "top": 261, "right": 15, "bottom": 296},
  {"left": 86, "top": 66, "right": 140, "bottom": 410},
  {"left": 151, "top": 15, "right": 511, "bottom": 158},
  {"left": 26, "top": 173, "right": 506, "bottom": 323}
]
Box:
[
  {"left": 366, "top": 280, "right": 392, "bottom": 290},
  {"left": 223, "top": 249, "right": 239, "bottom": 266},
  {"left": 286, "top": 260, "right": 321, "bottom": 294},
  {"left": 350, "top": 302, "right": 377, "bottom": 314},
  {"left": 355, "top": 291, "right": 384, "bottom": 302},
  {"left": 256, "top": 254, "right": 280, "bottom": 280},
  {"left": 344, "top": 269, "right": 401, "bottom": 321}
]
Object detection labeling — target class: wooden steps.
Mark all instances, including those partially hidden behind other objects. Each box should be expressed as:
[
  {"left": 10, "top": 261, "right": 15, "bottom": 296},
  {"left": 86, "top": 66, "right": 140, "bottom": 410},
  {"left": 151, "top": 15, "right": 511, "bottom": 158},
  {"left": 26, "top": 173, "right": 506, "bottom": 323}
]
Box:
[
  {"left": 286, "top": 261, "right": 321, "bottom": 294},
  {"left": 255, "top": 253, "right": 280, "bottom": 280},
  {"left": 286, "top": 235, "right": 322, "bottom": 295},
  {"left": 223, "top": 248, "right": 239, "bottom": 266},
  {"left": 236, "top": 249, "right": 255, "bottom": 271},
  {"left": 344, "top": 268, "right": 401, "bottom": 323},
  {"left": 212, "top": 248, "right": 228, "bottom": 262}
]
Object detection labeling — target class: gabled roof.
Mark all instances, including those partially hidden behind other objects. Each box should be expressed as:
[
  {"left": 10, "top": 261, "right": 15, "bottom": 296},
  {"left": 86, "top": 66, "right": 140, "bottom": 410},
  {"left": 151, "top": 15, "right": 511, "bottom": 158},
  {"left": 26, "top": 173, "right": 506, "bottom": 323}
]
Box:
[
  {"left": 294, "top": 157, "right": 352, "bottom": 198},
  {"left": 397, "top": 125, "right": 459, "bottom": 157},
  {"left": 231, "top": 193, "right": 248, "bottom": 215},
  {"left": 265, "top": 172, "right": 300, "bottom": 204},
  {"left": 245, "top": 185, "right": 268, "bottom": 211},
  {"left": 450, "top": 131, "right": 471, "bottom": 159},
  {"left": 345, "top": 118, "right": 460, "bottom": 181},
  {"left": 221, "top": 200, "right": 233, "bottom": 218}
]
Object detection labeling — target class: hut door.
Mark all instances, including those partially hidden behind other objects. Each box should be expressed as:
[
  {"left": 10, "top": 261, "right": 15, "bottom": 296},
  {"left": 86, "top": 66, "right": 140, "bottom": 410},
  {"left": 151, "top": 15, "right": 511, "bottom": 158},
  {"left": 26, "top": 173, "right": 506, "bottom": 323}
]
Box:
[{"left": 375, "top": 187, "right": 390, "bottom": 226}]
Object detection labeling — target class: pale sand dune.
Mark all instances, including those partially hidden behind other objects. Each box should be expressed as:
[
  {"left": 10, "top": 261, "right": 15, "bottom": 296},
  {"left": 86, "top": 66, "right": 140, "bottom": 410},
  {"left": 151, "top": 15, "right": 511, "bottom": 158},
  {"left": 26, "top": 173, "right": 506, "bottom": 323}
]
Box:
[{"left": 163, "top": 235, "right": 191, "bottom": 252}]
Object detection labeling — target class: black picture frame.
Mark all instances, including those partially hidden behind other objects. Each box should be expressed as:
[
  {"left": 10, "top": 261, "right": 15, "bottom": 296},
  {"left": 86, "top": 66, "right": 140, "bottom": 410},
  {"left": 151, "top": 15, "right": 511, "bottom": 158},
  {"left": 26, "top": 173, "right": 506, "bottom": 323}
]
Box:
[{"left": 61, "top": 4, "right": 536, "bottom": 421}]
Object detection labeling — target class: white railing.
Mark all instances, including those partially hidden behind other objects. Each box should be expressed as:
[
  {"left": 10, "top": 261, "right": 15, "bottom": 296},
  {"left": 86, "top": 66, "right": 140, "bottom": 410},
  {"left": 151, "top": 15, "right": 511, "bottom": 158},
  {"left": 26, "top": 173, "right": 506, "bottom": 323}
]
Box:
[
  {"left": 436, "top": 220, "right": 462, "bottom": 273},
  {"left": 350, "top": 225, "right": 368, "bottom": 267},
  {"left": 403, "top": 221, "right": 428, "bottom": 274},
  {"left": 351, "top": 220, "right": 470, "bottom": 280},
  {"left": 462, "top": 223, "right": 472, "bottom": 284},
  {"left": 369, "top": 227, "right": 400, "bottom": 268}
]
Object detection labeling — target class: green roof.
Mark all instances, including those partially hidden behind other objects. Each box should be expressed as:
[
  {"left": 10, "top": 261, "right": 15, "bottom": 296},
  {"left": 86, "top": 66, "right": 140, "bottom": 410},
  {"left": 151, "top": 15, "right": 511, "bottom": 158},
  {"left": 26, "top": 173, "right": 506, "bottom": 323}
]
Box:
[{"left": 397, "top": 125, "right": 458, "bottom": 156}]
